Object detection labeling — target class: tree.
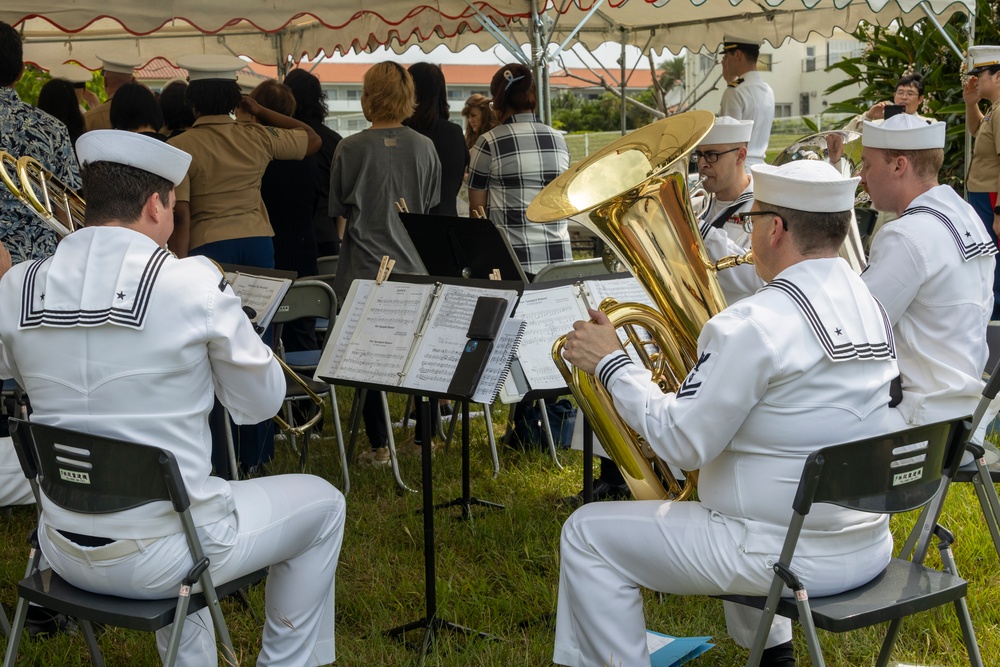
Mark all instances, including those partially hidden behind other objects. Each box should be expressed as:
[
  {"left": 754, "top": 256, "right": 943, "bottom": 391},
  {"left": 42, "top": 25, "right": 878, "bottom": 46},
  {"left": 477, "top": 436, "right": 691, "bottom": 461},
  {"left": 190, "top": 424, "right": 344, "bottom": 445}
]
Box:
[{"left": 824, "top": 0, "right": 1000, "bottom": 188}]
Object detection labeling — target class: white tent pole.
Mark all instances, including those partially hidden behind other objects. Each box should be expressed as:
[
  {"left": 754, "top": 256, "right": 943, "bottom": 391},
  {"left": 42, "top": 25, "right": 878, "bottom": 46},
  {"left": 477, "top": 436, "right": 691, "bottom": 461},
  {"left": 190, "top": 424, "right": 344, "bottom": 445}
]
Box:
[
  {"left": 548, "top": 0, "right": 606, "bottom": 62},
  {"left": 465, "top": 1, "right": 532, "bottom": 66},
  {"left": 530, "top": 0, "right": 549, "bottom": 125},
  {"left": 919, "top": 2, "right": 964, "bottom": 60}
]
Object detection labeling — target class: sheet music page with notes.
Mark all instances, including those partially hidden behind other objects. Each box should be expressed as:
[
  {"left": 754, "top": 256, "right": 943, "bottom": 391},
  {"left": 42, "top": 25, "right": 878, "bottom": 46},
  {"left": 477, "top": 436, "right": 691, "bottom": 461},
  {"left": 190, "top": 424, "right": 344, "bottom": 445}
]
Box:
[
  {"left": 224, "top": 272, "right": 292, "bottom": 328},
  {"left": 512, "top": 285, "right": 591, "bottom": 391},
  {"left": 316, "top": 280, "right": 434, "bottom": 387},
  {"left": 406, "top": 284, "right": 517, "bottom": 394}
]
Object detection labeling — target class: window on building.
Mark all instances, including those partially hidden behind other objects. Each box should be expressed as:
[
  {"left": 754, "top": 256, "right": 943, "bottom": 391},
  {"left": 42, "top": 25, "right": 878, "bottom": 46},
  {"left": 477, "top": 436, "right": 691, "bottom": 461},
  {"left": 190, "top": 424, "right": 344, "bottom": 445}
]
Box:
[
  {"left": 757, "top": 53, "right": 773, "bottom": 72},
  {"left": 774, "top": 103, "right": 793, "bottom": 118},
  {"left": 699, "top": 54, "right": 716, "bottom": 73},
  {"left": 448, "top": 89, "right": 466, "bottom": 100},
  {"left": 827, "top": 40, "right": 862, "bottom": 67},
  {"left": 800, "top": 93, "right": 810, "bottom": 116},
  {"left": 348, "top": 118, "right": 369, "bottom": 131},
  {"left": 346, "top": 88, "right": 361, "bottom": 100},
  {"left": 803, "top": 46, "right": 816, "bottom": 73},
  {"left": 325, "top": 90, "right": 337, "bottom": 101}
]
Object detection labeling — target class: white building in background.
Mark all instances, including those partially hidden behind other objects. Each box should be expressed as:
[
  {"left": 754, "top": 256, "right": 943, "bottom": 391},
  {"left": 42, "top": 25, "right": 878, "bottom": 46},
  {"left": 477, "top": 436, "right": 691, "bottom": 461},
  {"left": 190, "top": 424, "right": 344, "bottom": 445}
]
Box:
[{"left": 684, "top": 29, "right": 866, "bottom": 126}]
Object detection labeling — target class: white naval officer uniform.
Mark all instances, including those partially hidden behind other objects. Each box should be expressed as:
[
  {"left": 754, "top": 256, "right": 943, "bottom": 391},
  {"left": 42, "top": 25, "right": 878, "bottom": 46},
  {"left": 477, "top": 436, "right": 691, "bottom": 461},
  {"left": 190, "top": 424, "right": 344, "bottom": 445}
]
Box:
[
  {"left": 553, "top": 257, "right": 906, "bottom": 667},
  {"left": 720, "top": 71, "right": 775, "bottom": 167},
  {"left": 862, "top": 184, "right": 996, "bottom": 426},
  {"left": 0, "top": 226, "right": 346, "bottom": 667},
  {"left": 698, "top": 176, "right": 760, "bottom": 304}
]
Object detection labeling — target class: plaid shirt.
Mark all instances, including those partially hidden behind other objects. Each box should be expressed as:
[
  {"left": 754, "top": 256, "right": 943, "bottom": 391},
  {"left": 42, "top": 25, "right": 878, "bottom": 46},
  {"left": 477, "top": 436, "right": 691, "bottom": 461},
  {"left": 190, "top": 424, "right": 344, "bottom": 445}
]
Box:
[
  {"left": 468, "top": 113, "right": 571, "bottom": 274},
  {"left": 0, "top": 87, "right": 81, "bottom": 264}
]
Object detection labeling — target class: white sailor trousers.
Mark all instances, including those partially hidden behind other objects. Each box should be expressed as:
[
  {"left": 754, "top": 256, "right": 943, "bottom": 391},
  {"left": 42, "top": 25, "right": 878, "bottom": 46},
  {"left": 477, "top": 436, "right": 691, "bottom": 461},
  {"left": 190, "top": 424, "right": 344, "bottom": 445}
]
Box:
[
  {"left": 39, "top": 474, "right": 346, "bottom": 667},
  {"left": 553, "top": 499, "right": 891, "bottom": 667}
]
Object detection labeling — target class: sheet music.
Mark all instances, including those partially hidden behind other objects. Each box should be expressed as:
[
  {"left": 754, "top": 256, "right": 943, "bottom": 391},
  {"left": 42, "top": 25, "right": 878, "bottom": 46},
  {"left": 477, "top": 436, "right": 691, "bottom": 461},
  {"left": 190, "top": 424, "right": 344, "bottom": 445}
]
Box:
[
  {"left": 317, "top": 280, "right": 434, "bottom": 386},
  {"left": 406, "top": 284, "right": 517, "bottom": 393},
  {"left": 586, "top": 276, "right": 657, "bottom": 311},
  {"left": 472, "top": 318, "right": 526, "bottom": 404},
  {"left": 513, "top": 285, "right": 590, "bottom": 391},
  {"left": 225, "top": 272, "right": 292, "bottom": 328}
]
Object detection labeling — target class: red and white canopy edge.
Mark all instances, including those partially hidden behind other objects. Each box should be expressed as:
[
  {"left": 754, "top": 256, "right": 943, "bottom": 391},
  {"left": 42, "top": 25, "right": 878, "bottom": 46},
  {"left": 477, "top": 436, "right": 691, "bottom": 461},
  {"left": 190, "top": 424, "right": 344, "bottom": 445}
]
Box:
[{"left": 6, "top": 0, "right": 975, "bottom": 71}]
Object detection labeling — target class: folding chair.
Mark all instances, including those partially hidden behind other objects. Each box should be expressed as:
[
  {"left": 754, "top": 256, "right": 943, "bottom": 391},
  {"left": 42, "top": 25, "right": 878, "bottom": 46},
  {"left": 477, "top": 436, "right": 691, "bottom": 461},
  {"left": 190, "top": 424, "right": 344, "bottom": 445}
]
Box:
[
  {"left": 271, "top": 279, "right": 349, "bottom": 492},
  {"left": 4, "top": 418, "right": 265, "bottom": 667},
  {"left": 720, "top": 417, "right": 983, "bottom": 667},
  {"left": 953, "top": 324, "right": 1000, "bottom": 561},
  {"left": 315, "top": 255, "right": 339, "bottom": 276}
]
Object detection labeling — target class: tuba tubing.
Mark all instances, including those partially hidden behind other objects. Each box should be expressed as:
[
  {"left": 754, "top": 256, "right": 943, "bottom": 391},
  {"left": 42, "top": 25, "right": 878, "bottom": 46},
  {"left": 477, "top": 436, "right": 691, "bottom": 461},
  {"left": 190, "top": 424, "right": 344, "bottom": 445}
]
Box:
[{"left": 527, "top": 110, "right": 750, "bottom": 501}]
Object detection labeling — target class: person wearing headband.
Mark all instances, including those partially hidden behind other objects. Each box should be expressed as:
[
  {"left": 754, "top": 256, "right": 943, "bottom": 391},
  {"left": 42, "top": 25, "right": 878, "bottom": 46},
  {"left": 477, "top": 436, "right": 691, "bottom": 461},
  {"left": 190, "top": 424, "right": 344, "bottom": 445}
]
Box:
[
  {"left": 718, "top": 35, "right": 774, "bottom": 167},
  {"left": 860, "top": 114, "right": 995, "bottom": 432},
  {"left": 468, "top": 63, "right": 572, "bottom": 276},
  {"left": 554, "top": 160, "right": 904, "bottom": 667},
  {"left": 0, "top": 21, "right": 82, "bottom": 264},
  {"left": 963, "top": 45, "right": 1000, "bottom": 318},
  {"left": 0, "top": 129, "right": 346, "bottom": 667}
]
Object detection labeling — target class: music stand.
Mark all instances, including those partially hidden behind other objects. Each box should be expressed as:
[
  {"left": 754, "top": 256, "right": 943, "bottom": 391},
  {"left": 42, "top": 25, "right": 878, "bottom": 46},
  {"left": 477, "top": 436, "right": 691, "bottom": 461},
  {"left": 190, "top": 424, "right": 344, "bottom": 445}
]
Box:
[
  {"left": 400, "top": 212, "right": 528, "bottom": 283},
  {"left": 401, "top": 213, "right": 523, "bottom": 516}
]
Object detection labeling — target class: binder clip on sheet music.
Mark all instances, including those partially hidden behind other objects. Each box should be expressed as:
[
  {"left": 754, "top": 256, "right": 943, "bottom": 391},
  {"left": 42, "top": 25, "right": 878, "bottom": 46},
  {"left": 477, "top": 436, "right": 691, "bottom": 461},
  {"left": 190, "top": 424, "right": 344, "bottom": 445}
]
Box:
[{"left": 316, "top": 258, "right": 525, "bottom": 404}]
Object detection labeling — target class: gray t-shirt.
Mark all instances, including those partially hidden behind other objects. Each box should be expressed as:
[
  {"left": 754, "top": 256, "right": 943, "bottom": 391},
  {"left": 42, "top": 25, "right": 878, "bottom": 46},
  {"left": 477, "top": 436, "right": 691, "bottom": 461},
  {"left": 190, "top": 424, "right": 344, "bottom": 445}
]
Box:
[{"left": 330, "top": 127, "right": 441, "bottom": 305}]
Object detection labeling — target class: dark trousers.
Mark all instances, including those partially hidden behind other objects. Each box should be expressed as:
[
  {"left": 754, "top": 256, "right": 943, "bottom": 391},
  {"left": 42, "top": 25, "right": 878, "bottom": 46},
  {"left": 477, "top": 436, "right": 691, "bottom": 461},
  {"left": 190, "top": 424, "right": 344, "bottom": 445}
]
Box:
[{"left": 969, "top": 191, "right": 1000, "bottom": 320}]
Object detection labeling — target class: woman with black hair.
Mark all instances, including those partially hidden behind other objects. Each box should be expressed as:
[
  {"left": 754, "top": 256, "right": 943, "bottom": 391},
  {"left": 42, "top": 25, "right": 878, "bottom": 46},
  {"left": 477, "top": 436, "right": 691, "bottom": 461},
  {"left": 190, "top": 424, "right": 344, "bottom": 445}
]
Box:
[
  {"left": 110, "top": 81, "right": 166, "bottom": 140},
  {"left": 36, "top": 78, "right": 85, "bottom": 147},
  {"left": 283, "top": 68, "right": 343, "bottom": 257},
  {"left": 158, "top": 80, "right": 194, "bottom": 138},
  {"left": 405, "top": 62, "right": 468, "bottom": 216}
]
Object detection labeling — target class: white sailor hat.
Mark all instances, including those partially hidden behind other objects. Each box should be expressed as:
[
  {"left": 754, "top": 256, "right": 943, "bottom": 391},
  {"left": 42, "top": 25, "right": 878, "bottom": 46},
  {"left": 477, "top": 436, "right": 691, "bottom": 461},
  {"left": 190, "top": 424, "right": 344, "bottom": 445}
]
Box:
[
  {"left": 96, "top": 54, "right": 140, "bottom": 75},
  {"left": 721, "top": 35, "right": 763, "bottom": 52},
  {"left": 178, "top": 55, "right": 246, "bottom": 82},
  {"left": 701, "top": 116, "right": 753, "bottom": 145},
  {"left": 967, "top": 45, "right": 1000, "bottom": 76},
  {"left": 862, "top": 113, "right": 945, "bottom": 150},
  {"left": 49, "top": 63, "right": 92, "bottom": 85},
  {"left": 751, "top": 161, "right": 859, "bottom": 213},
  {"left": 76, "top": 130, "right": 192, "bottom": 186}
]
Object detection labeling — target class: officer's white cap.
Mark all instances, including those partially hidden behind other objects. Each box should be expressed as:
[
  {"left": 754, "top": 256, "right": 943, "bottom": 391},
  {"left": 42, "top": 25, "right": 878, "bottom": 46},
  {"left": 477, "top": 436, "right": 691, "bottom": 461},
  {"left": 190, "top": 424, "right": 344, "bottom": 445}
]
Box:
[
  {"left": 721, "top": 35, "right": 762, "bottom": 51},
  {"left": 49, "top": 63, "right": 92, "bottom": 85},
  {"left": 76, "top": 130, "right": 192, "bottom": 186},
  {"left": 968, "top": 45, "right": 1000, "bottom": 76},
  {"left": 862, "top": 113, "right": 945, "bottom": 150},
  {"left": 701, "top": 117, "right": 753, "bottom": 145},
  {"left": 178, "top": 55, "right": 246, "bottom": 82},
  {"left": 751, "top": 161, "right": 859, "bottom": 214},
  {"left": 96, "top": 54, "right": 140, "bottom": 75}
]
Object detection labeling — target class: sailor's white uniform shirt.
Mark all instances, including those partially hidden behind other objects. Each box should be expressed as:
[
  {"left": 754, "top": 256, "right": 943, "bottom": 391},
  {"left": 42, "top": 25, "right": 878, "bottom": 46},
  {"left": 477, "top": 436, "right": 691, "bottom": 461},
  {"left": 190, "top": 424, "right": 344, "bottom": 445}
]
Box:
[
  {"left": 720, "top": 71, "right": 775, "bottom": 167},
  {"left": 862, "top": 184, "right": 996, "bottom": 426}
]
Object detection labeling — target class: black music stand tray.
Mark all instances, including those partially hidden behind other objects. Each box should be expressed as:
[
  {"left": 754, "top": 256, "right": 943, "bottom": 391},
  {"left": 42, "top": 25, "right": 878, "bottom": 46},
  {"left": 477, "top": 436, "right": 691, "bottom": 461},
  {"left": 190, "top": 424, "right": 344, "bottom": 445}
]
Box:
[{"left": 400, "top": 212, "right": 528, "bottom": 283}]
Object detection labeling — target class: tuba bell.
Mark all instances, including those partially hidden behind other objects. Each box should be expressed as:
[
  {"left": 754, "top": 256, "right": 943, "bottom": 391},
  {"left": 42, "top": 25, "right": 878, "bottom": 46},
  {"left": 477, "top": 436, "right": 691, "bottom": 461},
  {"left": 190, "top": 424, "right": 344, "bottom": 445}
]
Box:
[
  {"left": 0, "top": 150, "right": 84, "bottom": 237},
  {"left": 526, "top": 111, "right": 750, "bottom": 501}
]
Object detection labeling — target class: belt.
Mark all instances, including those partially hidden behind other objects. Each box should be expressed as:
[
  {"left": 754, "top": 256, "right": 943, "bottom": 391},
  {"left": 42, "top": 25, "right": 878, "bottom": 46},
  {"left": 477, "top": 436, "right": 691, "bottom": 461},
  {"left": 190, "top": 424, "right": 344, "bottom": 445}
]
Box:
[{"left": 45, "top": 524, "right": 161, "bottom": 562}]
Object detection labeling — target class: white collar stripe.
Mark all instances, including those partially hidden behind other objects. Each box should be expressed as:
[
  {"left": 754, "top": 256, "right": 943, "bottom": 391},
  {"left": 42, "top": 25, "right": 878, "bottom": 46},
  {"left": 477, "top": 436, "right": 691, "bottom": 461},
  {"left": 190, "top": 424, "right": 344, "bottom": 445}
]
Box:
[{"left": 901, "top": 206, "right": 998, "bottom": 261}]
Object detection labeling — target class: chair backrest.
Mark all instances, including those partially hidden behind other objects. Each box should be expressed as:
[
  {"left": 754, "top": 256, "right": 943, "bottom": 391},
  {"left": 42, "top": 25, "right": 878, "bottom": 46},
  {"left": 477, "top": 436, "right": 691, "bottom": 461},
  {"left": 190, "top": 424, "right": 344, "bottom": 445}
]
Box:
[
  {"left": 792, "top": 418, "right": 970, "bottom": 518},
  {"left": 8, "top": 418, "right": 190, "bottom": 515},
  {"left": 316, "top": 255, "right": 339, "bottom": 276},
  {"left": 271, "top": 279, "right": 337, "bottom": 326},
  {"left": 532, "top": 258, "right": 618, "bottom": 283}
]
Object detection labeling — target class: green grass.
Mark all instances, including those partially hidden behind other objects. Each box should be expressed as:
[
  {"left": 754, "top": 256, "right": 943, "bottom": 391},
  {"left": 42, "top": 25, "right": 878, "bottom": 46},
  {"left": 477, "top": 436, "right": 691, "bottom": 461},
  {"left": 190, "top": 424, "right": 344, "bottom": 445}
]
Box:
[{"left": 2, "top": 396, "right": 999, "bottom": 666}]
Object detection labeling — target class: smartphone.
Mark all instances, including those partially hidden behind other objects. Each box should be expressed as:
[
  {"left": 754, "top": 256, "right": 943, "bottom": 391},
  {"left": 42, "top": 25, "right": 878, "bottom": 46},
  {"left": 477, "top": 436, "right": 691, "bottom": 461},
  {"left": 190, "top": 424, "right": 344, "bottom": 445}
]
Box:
[{"left": 883, "top": 104, "right": 906, "bottom": 120}]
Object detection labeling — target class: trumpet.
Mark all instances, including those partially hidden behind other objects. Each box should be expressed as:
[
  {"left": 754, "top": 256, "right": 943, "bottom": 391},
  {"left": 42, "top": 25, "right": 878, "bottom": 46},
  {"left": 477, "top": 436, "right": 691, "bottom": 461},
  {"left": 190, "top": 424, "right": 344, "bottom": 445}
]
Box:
[{"left": 0, "top": 150, "right": 84, "bottom": 237}]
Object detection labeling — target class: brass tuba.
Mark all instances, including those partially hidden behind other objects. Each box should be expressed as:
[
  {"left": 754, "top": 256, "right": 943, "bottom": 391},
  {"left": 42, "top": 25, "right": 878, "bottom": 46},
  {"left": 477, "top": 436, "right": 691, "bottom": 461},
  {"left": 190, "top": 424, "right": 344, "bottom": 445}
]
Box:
[
  {"left": 0, "top": 150, "right": 84, "bottom": 237},
  {"left": 526, "top": 111, "right": 751, "bottom": 501}
]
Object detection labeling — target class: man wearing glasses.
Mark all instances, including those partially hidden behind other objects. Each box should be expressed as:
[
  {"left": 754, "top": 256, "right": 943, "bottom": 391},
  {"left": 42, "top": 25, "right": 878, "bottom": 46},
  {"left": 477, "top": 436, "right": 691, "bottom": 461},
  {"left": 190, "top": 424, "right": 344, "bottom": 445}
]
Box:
[
  {"left": 719, "top": 35, "right": 774, "bottom": 167},
  {"left": 695, "top": 116, "right": 762, "bottom": 303},
  {"left": 554, "top": 160, "right": 903, "bottom": 667}
]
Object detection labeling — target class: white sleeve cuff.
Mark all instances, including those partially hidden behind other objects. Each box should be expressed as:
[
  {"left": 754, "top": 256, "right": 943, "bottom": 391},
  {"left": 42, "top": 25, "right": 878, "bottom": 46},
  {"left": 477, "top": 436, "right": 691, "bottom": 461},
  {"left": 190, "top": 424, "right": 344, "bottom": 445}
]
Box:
[{"left": 595, "top": 350, "right": 633, "bottom": 390}]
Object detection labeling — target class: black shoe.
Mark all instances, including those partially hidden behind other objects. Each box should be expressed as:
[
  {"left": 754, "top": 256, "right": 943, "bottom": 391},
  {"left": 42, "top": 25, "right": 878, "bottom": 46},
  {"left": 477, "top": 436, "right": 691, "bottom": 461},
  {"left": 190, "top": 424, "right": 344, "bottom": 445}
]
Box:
[
  {"left": 558, "top": 479, "right": 631, "bottom": 508},
  {"left": 25, "top": 606, "right": 78, "bottom": 639},
  {"left": 760, "top": 641, "right": 796, "bottom": 666}
]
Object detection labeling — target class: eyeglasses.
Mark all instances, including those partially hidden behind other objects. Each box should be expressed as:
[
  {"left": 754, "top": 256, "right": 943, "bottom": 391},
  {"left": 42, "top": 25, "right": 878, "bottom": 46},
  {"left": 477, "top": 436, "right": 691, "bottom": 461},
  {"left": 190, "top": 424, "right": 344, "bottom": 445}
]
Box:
[
  {"left": 692, "top": 147, "right": 740, "bottom": 164},
  {"left": 894, "top": 88, "right": 920, "bottom": 98},
  {"left": 735, "top": 210, "right": 782, "bottom": 234}
]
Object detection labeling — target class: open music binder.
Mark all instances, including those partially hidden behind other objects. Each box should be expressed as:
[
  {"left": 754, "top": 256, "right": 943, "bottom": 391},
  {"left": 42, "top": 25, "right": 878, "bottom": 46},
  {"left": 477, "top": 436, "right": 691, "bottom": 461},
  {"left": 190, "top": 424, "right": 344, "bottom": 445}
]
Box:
[
  {"left": 316, "top": 276, "right": 525, "bottom": 403},
  {"left": 499, "top": 275, "right": 657, "bottom": 403}
]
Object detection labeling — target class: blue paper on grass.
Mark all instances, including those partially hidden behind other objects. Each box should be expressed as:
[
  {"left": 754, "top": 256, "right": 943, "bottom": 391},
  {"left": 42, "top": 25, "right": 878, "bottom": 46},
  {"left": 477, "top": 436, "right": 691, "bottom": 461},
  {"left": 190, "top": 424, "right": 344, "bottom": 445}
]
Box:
[{"left": 646, "top": 630, "right": 714, "bottom": 667}]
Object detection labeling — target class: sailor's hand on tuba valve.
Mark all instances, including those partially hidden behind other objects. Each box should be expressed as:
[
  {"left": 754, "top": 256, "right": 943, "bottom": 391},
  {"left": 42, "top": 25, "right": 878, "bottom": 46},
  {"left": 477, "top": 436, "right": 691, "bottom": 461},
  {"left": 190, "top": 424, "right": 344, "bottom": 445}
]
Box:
[{"left": 564, "top": 308, "right": 620, "bottom": 375}]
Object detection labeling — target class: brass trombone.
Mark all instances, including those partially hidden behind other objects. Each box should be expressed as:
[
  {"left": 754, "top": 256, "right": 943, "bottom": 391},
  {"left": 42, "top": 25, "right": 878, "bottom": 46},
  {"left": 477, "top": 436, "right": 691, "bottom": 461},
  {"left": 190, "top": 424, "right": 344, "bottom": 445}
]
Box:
[{"left": 0, "top": 150, "right": 84, "bottom": 237}]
